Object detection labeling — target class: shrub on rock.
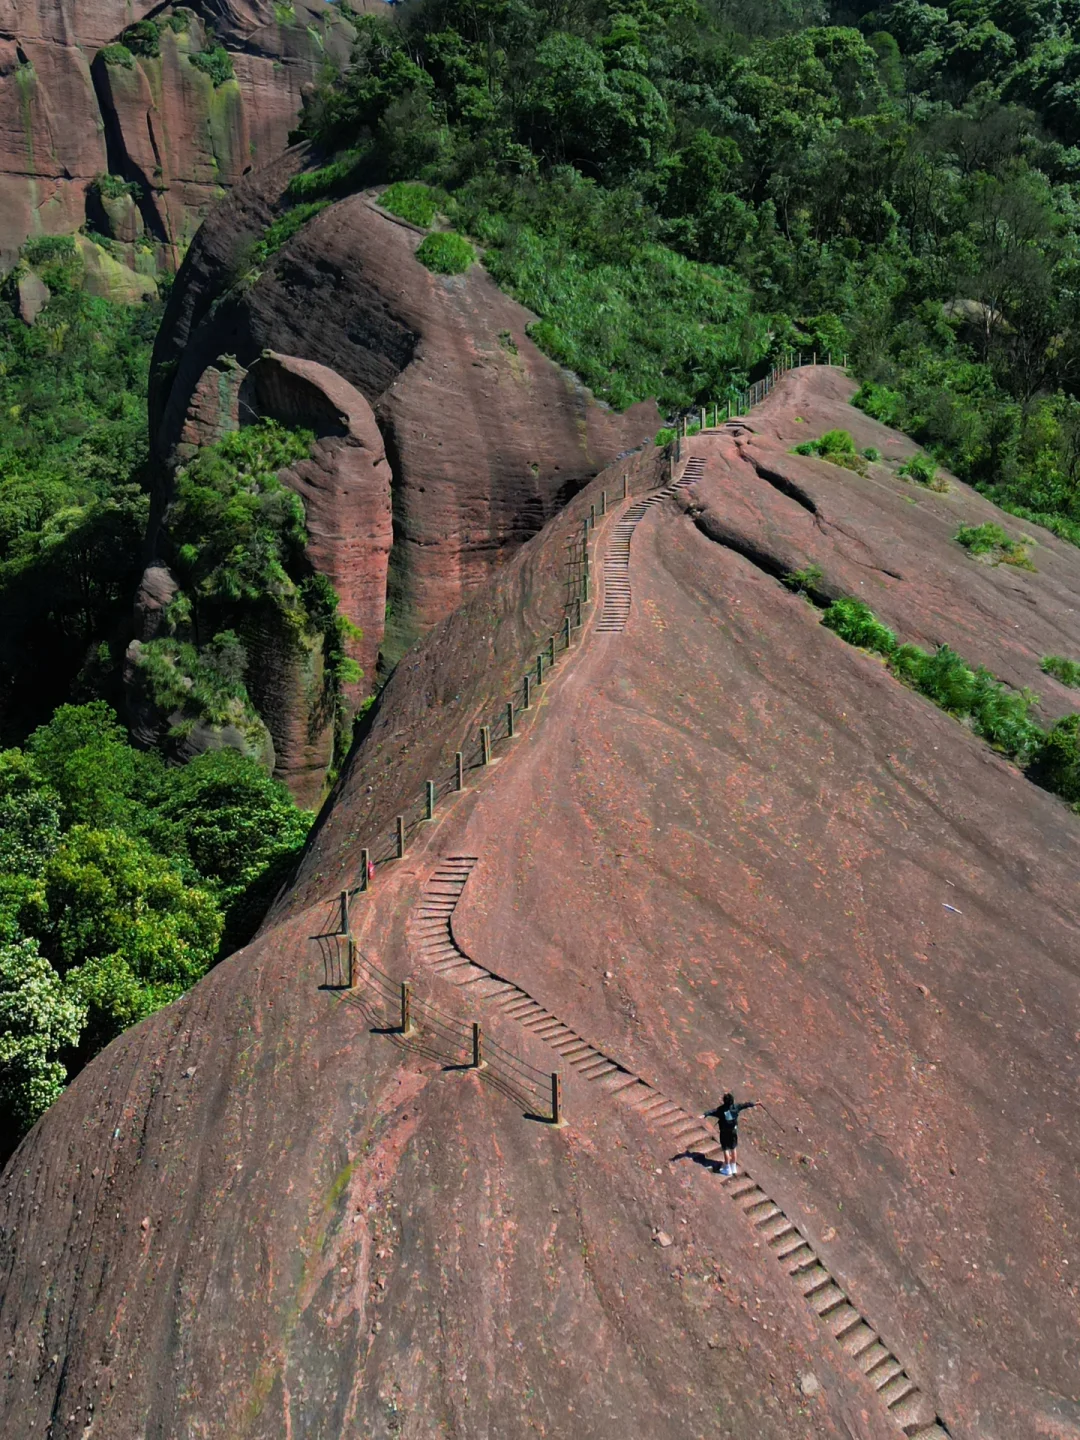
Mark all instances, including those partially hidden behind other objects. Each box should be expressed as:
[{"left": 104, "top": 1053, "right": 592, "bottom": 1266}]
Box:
[{"left": 416, "top": 231, "right": 475, "bottom": 274}]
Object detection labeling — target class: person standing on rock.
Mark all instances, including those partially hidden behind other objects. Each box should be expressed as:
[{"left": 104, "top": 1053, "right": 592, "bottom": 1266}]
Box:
[{"left": 707, "top": 1092, "right": 755, "bottom": 1176}]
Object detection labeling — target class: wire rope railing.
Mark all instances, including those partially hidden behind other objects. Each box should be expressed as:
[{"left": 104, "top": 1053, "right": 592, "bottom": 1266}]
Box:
[
  {"left": 310, "top": 471, "right": 637, "bottom": 948},
  {"left": 317, "top": 361, "right": 805, "bottom": 1122},
  {"left": 669, "top": 348, "right": 848, "bottom": 461},
  {"left": 337, "top": 943, "right": 563, "bottom": 1123}
]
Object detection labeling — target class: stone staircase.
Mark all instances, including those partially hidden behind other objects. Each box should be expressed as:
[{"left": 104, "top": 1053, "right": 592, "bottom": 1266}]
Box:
[
  {"left": 595, "top": 455, "right": 705, "bottom": 633},
  {"left": 393, "top": 469, "right": 951, "bottom": 1440},
  {"left": 406, "top": 856, "right": 949, "bottom": 1439}
]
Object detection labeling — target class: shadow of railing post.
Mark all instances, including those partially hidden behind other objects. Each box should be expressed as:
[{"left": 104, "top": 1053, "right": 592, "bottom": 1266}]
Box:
[{"left": 342, "top": 947, "right": 564, "bottom": 1125}]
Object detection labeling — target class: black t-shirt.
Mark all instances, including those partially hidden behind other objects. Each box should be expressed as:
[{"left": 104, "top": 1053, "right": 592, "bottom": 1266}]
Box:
[{"left": 718, "top": 1101, "right": 751, "bottom": 1140}]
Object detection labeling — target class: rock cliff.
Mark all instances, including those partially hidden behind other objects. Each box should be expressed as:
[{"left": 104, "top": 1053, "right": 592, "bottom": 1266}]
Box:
[
  {"left": 3, "top": 371, "right": 1078, "bottom": 1438},
  {"left": 142, "top": 163, "right": 659, "bottom": 801},
  {"left": 0, "top": 0, "right": 362, "bottom": 271}
]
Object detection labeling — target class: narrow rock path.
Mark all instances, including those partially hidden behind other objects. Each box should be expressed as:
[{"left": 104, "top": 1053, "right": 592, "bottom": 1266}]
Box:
[
  {"left": 402, "top": 462, "right": 952, "bottom": 1440},
  {"left": 596, "top": 456, "right": 704, "bottom": 633},
  {"left": 407, "top": 857, "right": 947, "bottom": 1439}
]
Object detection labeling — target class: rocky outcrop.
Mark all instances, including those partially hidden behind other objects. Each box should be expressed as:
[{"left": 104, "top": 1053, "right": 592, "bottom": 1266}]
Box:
[
  {"left": 0, "top": 0, "right": 361, "bottom": 270},
  {"left": 132, "top": 348, "right": 392, "bottom": 806},
  {"left": 13, "top": 269, "right": 48, "bottom": 323},
  {"left": 144, "top": 171, "right": 659, "bottom": 800},
  {"left": 151, "top": 176, "right": 661, "bottom": 643},
  {"left": 244, "top": 352, "right": 394, "bottom": 695}
]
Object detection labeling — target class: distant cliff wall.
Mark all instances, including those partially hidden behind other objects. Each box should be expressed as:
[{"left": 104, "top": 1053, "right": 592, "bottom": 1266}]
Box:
[{"left": 0, "top": 0, "right": 367, "bottom": 273}]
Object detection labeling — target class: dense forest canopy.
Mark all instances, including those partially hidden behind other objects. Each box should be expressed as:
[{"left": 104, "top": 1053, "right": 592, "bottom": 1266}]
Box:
[
  {"left": 0, "top": 239, "right": 158, "bottom": 743},
  {"left": 290, "top": 0, "right": 1080, "bottom": 541}
]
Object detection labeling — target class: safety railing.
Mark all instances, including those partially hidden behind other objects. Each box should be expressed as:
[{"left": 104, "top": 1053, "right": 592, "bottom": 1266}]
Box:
[
  {"left": 320, "top": 364, "right": 801, "bottom": 1127},
  {"left": 336, "top": 941, "right": 564, "bottom": 1124},
  {"left": 672, "top": 347, "right": 848, "bottom": 460},
  {"left": 334, "top": 475, "right": 635, "bottom": 904}
]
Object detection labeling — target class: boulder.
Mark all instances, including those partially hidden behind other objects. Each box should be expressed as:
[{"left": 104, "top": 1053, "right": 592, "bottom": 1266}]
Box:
[
  {"left": 239, "top": 603, "right": 332, "bottom": 808},
  {"left": 14, "top": 270, "right": 49, "bottom": 324},
  {"left": 124, "top": 634, "right": 277, "bottom": 772},
  {"left": 98, "top": 190, "right": 144, "bottom": 245},
  {"left": 75, "top": 235, "right": 158, "bottom": 303},
  {"left": 167, "top": 712, "right": 276, "bottom": 771},
  {"left": 133, "top": 562, "right": 180, "bottom": 643}
]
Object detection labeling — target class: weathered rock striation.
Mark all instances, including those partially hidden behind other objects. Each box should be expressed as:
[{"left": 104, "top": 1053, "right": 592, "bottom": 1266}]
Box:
[
  {"left": 0, "top": 0, "right": 361, "bottom": 270},
  {"left": 3, "top": 371, "right": 1079, "bottom": 1438},
  {"left": 142, "top": 165, "right": 659, "bottom": 800}
]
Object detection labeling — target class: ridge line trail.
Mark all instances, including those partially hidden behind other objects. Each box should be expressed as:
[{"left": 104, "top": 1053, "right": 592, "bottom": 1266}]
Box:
[
  {"left": 349, "top": 377, "right": 1080, "bottom": 1438},
  {"left": 354, "top": 441, "right": 950, "bottom": 1434}
]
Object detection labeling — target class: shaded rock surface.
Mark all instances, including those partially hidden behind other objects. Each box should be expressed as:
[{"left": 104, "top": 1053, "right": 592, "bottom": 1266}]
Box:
[
  {"left": 0, "top": 0, "right": 364, "bottom": 268},
  {"left": 4, "top": 372, "right": 1079, "bottom": 1436},
  {"left": 144, "top": 172, "right": 658, "bottom": 800},
  {"left": 244, "top": 351, "right": 393, "bottom": 694}
]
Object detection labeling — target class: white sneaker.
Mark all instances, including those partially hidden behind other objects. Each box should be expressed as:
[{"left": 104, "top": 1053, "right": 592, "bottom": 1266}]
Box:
[
  {"left": 729, "top": 1163, "right": 738, "bottom": 1175},
  {"left": 719, "top": 1163, "right": 732, "bottom": 1176}
]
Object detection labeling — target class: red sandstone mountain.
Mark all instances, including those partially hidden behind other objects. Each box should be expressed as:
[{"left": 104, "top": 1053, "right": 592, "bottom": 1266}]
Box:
[
  {"left": 142, "top": 161, "right": 659, "bottom": 803},
  {"left": 0, "top": 0, "right": 365, "bottom": 269},
  {"left": 2, "top": 368, "right": 1077, "bottom": 1439}
]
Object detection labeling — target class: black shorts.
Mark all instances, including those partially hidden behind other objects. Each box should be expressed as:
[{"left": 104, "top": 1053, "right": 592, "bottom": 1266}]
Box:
[{"left": 717, "top": 1128, "right": 738, "bottom": 1150}]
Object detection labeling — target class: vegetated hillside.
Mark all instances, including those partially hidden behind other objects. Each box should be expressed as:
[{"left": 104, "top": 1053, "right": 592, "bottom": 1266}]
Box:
[
  {"left": 2, "top": 370, "right": 1077, "bottom": 1439},
  {"left": 282, "top": 0, "right": 1080, "bottom": 545},
  {"left": 0, "top": 262, "right": 317, "bottom": 1164},
  {"left": 143, "top": 160, "right": 659, "bottom": 805},
  {"left": 0, "top": 0, "right": 368, "bottom": 277}
]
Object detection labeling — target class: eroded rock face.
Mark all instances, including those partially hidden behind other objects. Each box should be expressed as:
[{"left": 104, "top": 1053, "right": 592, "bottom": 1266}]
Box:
[
  {"left": 151, "top": 179, "right": 661, "bottom": 651},
  {"left": 244, "top": 352, "right": 394, "bottom": 694},
  {"left": 0, "top": 0, "right": 360, "bottom": 268},
  {"left": 133, "top": 348, "right": 392, "bottom": 805},
  {"left": 145, "top": 174, "right": 659, "bottom": 799}
]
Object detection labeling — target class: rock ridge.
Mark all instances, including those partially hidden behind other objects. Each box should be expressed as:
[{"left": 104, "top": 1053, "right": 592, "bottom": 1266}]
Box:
[{"left": 141, "top": 173, "right": 659, "bottom": 801}]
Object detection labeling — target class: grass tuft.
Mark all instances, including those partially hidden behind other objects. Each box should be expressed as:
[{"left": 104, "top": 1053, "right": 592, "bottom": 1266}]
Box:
[
  {"left": 380, "top": 182, "right": 440, "bottom": 228},
  {"left": 955, "top": 522, "right": 1035, "bottom": 570},
  {"left": 415, "top": 231, "right": 474, "bottom": 275},
  {"left": 1041, "top": 654, "right": 1080, "bottom": 687}
]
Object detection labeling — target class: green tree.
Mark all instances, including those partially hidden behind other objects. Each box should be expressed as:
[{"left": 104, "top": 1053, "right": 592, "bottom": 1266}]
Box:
[
  {"left": 25, "top": 700, "right": 157, "bottom": 830},
  {"left": 151, "top": 749, "right": 312, "bottom": 950},
  {"left": 0, "top": 749, "right": 61, "bottom": 876},
  {"left": 0, "top": 938, "right": 86, "bottom": 1152},
  {"left": 41, "top": 826, "right": 221, "bottom": 1054}
]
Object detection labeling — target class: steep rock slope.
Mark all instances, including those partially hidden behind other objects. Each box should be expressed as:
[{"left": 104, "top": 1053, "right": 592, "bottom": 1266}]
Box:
[
  {"left": 0, "top": 446, "right": 850, "bottom": 1440},
  {"left": 0, "top": 0, "right": 361, "bottom": 268},
  {"left": 143, "top": 167, "right": 658, "bottom": 799},
  {"left": 3, "top": 370, "right": 1076, "bottom": 1438}
]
